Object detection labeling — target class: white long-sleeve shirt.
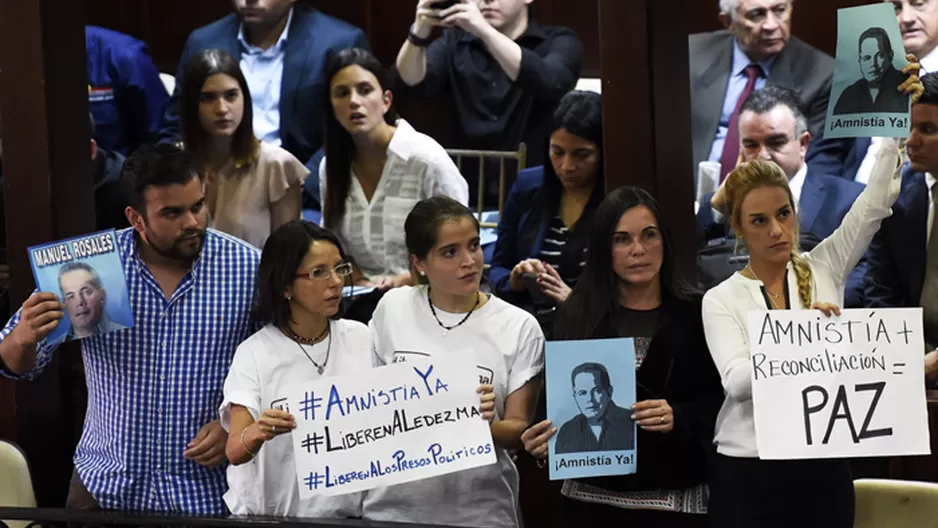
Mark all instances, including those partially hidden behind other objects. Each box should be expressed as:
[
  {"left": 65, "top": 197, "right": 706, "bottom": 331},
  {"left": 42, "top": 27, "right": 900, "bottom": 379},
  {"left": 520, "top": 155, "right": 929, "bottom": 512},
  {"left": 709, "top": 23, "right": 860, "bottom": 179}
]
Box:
[{"left": 701, "top": 138, "right": 903, "bottom": 458}]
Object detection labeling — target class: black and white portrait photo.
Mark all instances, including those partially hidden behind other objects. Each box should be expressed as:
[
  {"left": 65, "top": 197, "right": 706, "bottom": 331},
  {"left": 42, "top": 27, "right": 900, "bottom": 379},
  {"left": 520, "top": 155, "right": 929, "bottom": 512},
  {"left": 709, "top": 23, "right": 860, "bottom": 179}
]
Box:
[
  {"left": 554, "top": 362, "right": 635, "bottom": 454},
  {"left": 833, "top": 26, "right": 909, "bottom": 115}
]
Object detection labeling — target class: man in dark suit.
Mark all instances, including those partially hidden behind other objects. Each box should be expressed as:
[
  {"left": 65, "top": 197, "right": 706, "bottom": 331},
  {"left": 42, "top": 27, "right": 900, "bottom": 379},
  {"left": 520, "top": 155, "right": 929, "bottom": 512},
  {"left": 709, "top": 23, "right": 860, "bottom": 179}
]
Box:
[
  {"left": 697, "top": 86, "right": 868, "bottom": 307},
  {"left": 834, "top": 27, "right": 910, "bottom": 115},
  {"left": 690, "top": 0, "right": 833, "bottom": 179},
  {"left": 807, "top": 0, "right": 938, "bottom": 182},
  {"left": 555, "top": 362, "right": 634, "bottom": 454},
  {"left": 158, "top": 1, "right": 368, "bottom": 171},
  {"left": 865, "top": 72, "right": 938, "bottom": 383}
]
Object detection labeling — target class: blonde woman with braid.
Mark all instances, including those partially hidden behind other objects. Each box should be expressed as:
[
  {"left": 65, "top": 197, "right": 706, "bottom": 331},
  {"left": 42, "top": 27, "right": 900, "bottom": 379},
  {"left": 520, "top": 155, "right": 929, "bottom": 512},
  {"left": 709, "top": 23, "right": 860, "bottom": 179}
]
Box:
[{"left": 701, "top": 141, "right": 908, "bottom": 526}]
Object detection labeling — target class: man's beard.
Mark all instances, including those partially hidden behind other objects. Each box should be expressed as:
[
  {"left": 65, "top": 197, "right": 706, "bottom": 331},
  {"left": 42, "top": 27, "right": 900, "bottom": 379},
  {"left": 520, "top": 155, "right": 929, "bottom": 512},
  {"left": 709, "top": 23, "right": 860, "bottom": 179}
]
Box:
[{"left": 145, "top": 226, "right": 206, "bottom": 261}]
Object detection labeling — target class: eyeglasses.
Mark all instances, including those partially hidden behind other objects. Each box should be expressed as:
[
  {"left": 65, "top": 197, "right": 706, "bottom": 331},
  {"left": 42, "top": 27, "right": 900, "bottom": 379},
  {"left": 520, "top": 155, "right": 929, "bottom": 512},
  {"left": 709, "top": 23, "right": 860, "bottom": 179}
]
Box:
[{"left": 296, "top": 262, "right": 354, "bottom": 281}]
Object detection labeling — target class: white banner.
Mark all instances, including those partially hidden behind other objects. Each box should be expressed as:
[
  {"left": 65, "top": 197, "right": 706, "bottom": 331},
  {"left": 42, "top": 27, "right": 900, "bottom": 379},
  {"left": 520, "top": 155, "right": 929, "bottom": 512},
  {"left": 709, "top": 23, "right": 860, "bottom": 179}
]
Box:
[
  {"left": 284, "top": 355, "right": 497, "bottom": 497},
  {"left": 749, "top": 308, "right": 931, "bottom": 460}
]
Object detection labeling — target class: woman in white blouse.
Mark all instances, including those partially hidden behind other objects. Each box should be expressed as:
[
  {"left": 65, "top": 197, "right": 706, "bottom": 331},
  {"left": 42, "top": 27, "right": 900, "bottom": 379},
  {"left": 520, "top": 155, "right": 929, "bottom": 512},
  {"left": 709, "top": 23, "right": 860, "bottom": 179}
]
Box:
[
  {"left": 701, "top": 145, "right": 905, "bottom": 527},
  {"left": 319, "top": 47, "right": 468, "bottom": 293},
  {"left": 364, "top": 196, "right": 543, "bottom": 528}
]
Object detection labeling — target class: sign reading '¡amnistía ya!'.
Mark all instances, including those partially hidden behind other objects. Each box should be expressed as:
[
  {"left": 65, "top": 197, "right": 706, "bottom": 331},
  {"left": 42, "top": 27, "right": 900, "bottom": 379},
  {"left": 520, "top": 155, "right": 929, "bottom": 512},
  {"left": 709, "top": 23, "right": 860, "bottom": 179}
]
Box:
[
  {"left": 282, "top": 355, "right": 497, "bottom": 497},
  {"left": 749, "top": 308, "right": 931, "bottom": 460}
]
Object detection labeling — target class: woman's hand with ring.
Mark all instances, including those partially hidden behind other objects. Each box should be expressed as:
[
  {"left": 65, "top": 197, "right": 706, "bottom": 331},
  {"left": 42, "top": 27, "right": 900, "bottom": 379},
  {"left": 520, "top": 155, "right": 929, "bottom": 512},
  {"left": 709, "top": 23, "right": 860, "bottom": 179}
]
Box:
[
  {"left": 253, "top": 409, "right": 296, "bottom": 442},
  {"left": 632, "top": 399, "right": 674, "bottom": 433}
]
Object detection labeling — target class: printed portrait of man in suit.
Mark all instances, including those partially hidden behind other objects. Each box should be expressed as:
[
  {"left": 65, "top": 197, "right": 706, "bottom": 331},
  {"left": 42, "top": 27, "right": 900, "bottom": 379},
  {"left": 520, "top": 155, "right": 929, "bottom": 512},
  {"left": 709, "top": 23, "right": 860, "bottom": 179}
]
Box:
[
  {"left": 52, "top": 261, "right": 127, "bottom": 343},
  {"left": 555, "top": 362, "right": 634, "bottom": 454},
  {"left": 834, "top": 27, "right": 909, "bottom": 115}
]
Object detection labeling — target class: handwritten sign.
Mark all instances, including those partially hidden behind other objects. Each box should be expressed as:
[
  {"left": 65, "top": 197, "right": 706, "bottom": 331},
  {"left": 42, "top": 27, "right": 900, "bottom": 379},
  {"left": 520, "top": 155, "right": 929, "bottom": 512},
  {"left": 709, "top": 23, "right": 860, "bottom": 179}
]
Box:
[
  {"left": 283, "top": 356, "right": 497, "bottom": 497},
  {"left": 749, "top": 309, "right": 931, "bottom": 460}
]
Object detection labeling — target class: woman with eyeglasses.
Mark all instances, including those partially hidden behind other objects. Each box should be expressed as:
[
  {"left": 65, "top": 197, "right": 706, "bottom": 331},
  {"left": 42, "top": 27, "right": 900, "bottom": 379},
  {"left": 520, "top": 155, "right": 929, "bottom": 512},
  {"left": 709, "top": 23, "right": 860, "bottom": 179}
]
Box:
[
  {"left": 520, "top": 187, "right": 724, "bottom": 527},
  {"left": 362, "top": 196, "right": 544, "bottom": 527},
  {"left": 220, "top": 220, "right": 370, "bottom": 518}
]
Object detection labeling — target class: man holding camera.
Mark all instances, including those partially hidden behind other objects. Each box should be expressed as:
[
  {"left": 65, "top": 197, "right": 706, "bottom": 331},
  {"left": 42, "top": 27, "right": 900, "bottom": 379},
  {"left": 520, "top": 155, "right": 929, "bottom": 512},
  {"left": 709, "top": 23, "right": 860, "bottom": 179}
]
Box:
[{"left": 396, "top": 0, "right": 583, "bottom": 205}]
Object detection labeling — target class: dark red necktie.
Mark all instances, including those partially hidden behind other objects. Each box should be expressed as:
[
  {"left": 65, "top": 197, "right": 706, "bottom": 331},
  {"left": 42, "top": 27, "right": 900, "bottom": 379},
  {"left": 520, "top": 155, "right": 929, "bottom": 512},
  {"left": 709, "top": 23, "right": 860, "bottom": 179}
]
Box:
[{"left": 720, "top": 64, "right": 763, "bottom": 181}]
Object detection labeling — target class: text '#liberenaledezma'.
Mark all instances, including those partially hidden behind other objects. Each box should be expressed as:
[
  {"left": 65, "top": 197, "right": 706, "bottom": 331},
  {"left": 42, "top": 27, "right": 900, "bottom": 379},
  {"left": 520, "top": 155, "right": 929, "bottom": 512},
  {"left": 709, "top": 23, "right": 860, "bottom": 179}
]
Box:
[
  {"left": 282, "top": 356, "right": 497, "bottom": 497},
  {"left": 748, "top": 308, "right": 931, "bottom": 460}
]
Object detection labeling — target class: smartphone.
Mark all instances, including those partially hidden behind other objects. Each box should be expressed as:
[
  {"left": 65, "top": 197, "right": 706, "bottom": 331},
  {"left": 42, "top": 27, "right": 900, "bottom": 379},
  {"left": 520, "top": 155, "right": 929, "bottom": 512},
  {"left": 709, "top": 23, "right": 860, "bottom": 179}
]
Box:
[
  {"left": 523, "top": 272, "right": 552, "bottom": 304},
  {"left": 430, "top": 0, "right": 459, "bottom": 10}
]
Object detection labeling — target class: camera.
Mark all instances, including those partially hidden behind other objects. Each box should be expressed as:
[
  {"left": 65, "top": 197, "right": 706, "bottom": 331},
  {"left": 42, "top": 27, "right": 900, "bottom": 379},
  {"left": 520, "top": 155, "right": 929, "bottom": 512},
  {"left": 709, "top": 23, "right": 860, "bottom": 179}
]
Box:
[{"left": 430, "top": 0, "right": 459, "bottom": 10}]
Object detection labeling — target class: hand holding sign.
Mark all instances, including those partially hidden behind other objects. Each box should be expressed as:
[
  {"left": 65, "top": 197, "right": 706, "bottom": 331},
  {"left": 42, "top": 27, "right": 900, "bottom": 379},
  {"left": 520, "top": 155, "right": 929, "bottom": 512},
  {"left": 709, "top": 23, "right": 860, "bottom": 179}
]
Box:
[
  {"left": 521, "top": 420, "right": 557, "bottom": 460},
  {"left": 254, "top": 409, "right": 297, "bottom": 440},
  {"left": 899, "top": 55, "right": 924, "bottom": 104},
  {"left": 478, "top": 385, "right": 496, "bottom": 423},
  {"left": 810, "top": 301, "right": 842, "bottom": 318},
  {"left": 926, "top": 350, "right": 938, "bottom": 381},
  {"left": 631, "top": 400, "right": 674, "bottom": 433},
  {"left": 13, "top": 292, "right": 64, "bottom": 347}
]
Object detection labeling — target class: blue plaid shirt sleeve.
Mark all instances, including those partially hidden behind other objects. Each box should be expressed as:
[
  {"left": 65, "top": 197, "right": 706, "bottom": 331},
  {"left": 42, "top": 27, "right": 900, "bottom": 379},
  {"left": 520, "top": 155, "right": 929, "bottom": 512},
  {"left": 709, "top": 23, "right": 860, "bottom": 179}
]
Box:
[{"left": 0, "top": 291, "right": 62, "bottom": 381}]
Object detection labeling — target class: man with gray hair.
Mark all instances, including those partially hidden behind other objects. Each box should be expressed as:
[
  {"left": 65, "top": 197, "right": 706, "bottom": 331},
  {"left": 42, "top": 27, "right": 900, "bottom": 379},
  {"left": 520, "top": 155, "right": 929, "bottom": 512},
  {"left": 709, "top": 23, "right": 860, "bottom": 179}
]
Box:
[
  {"left": 690, "top": 0, "right": 834, "bottom": 180},
  {"left": 53, "top": 261, "right": 127, "bottom": 343},
  {"left": 696, "top": 85, "right": 868, "bottom": 306}
]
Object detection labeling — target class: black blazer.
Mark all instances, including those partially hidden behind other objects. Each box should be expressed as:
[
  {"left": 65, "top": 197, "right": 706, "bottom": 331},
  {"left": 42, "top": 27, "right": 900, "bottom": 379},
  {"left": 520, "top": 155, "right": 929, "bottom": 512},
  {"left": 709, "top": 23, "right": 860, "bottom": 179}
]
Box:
[{"left": 576, "top": 297, "right": 724, "bottom": 492}]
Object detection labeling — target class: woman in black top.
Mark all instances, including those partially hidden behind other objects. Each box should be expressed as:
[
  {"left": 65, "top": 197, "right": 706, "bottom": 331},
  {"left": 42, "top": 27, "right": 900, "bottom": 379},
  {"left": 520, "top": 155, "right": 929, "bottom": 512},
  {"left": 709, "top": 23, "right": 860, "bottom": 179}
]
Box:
[{"left": 520, "top": 186, "right": 725, "bottom": 527}]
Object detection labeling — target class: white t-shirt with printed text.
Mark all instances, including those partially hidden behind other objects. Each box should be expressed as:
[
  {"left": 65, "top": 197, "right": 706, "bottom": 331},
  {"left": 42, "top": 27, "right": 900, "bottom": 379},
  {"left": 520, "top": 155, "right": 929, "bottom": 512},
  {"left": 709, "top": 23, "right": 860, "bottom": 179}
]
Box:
[
  {"left": 363, "top": 286, "right": 545, "bottom": 528},
  {"left": 219, "top": 321, "right": 372, "bottom": 518}
]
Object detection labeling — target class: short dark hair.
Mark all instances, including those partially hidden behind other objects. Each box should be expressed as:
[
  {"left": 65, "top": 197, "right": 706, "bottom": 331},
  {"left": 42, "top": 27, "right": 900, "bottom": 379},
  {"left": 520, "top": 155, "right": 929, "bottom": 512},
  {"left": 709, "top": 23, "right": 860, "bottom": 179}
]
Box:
[
  {"left": 740, "top": 85, "right": 808, "bottom": 136},
  {"left": 570, "top": 362, "right": 611, "bottom": 390},
  {"left": 120, "top": 143, "right": 201, "bottom": 211},
  {"left": 180, "top": 49, "right": 257, "bottom": 165},
  {"left": 858, "top": 27, "right": 893, "bottom": 58},
  {"left": 322, "top": 48, "right": 397, "bottom": 228},
  {"left": 919, "top": 72, "right": 938, "bottom": 106},
  {"left": 404, "top": 196, "right": 479, "bottom": 285},
  {"left": 254, "top": 220, "right": 349, "bottom": 329}
]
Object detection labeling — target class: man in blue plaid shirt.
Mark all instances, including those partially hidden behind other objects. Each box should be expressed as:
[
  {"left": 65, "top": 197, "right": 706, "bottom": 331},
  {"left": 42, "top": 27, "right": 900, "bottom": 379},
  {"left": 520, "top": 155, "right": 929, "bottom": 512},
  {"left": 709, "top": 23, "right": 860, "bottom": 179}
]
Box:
[{"left": 0, "top": 144, "right": 260, "bottom": 514}]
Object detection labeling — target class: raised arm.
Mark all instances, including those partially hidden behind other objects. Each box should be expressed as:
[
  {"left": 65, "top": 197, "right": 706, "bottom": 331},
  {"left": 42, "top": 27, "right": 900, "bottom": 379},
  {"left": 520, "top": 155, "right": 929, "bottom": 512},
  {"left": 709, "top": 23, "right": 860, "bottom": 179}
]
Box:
[
  {"left": 396, "top": 0, "right": 451, "bottom": 91},
  {"left": 807, "top": 137, "right": 902, "bottom": 285}
]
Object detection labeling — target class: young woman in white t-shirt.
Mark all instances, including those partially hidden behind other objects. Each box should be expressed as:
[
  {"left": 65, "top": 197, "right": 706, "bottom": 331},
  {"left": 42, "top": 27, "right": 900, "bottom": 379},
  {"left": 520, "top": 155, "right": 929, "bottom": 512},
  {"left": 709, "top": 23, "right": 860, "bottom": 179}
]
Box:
[
  {"left": 363, "top": 196, "right": 545, "bottom": 528},
  {"left": 219, "top": 220, "right": 372, "bottom": 518}
]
